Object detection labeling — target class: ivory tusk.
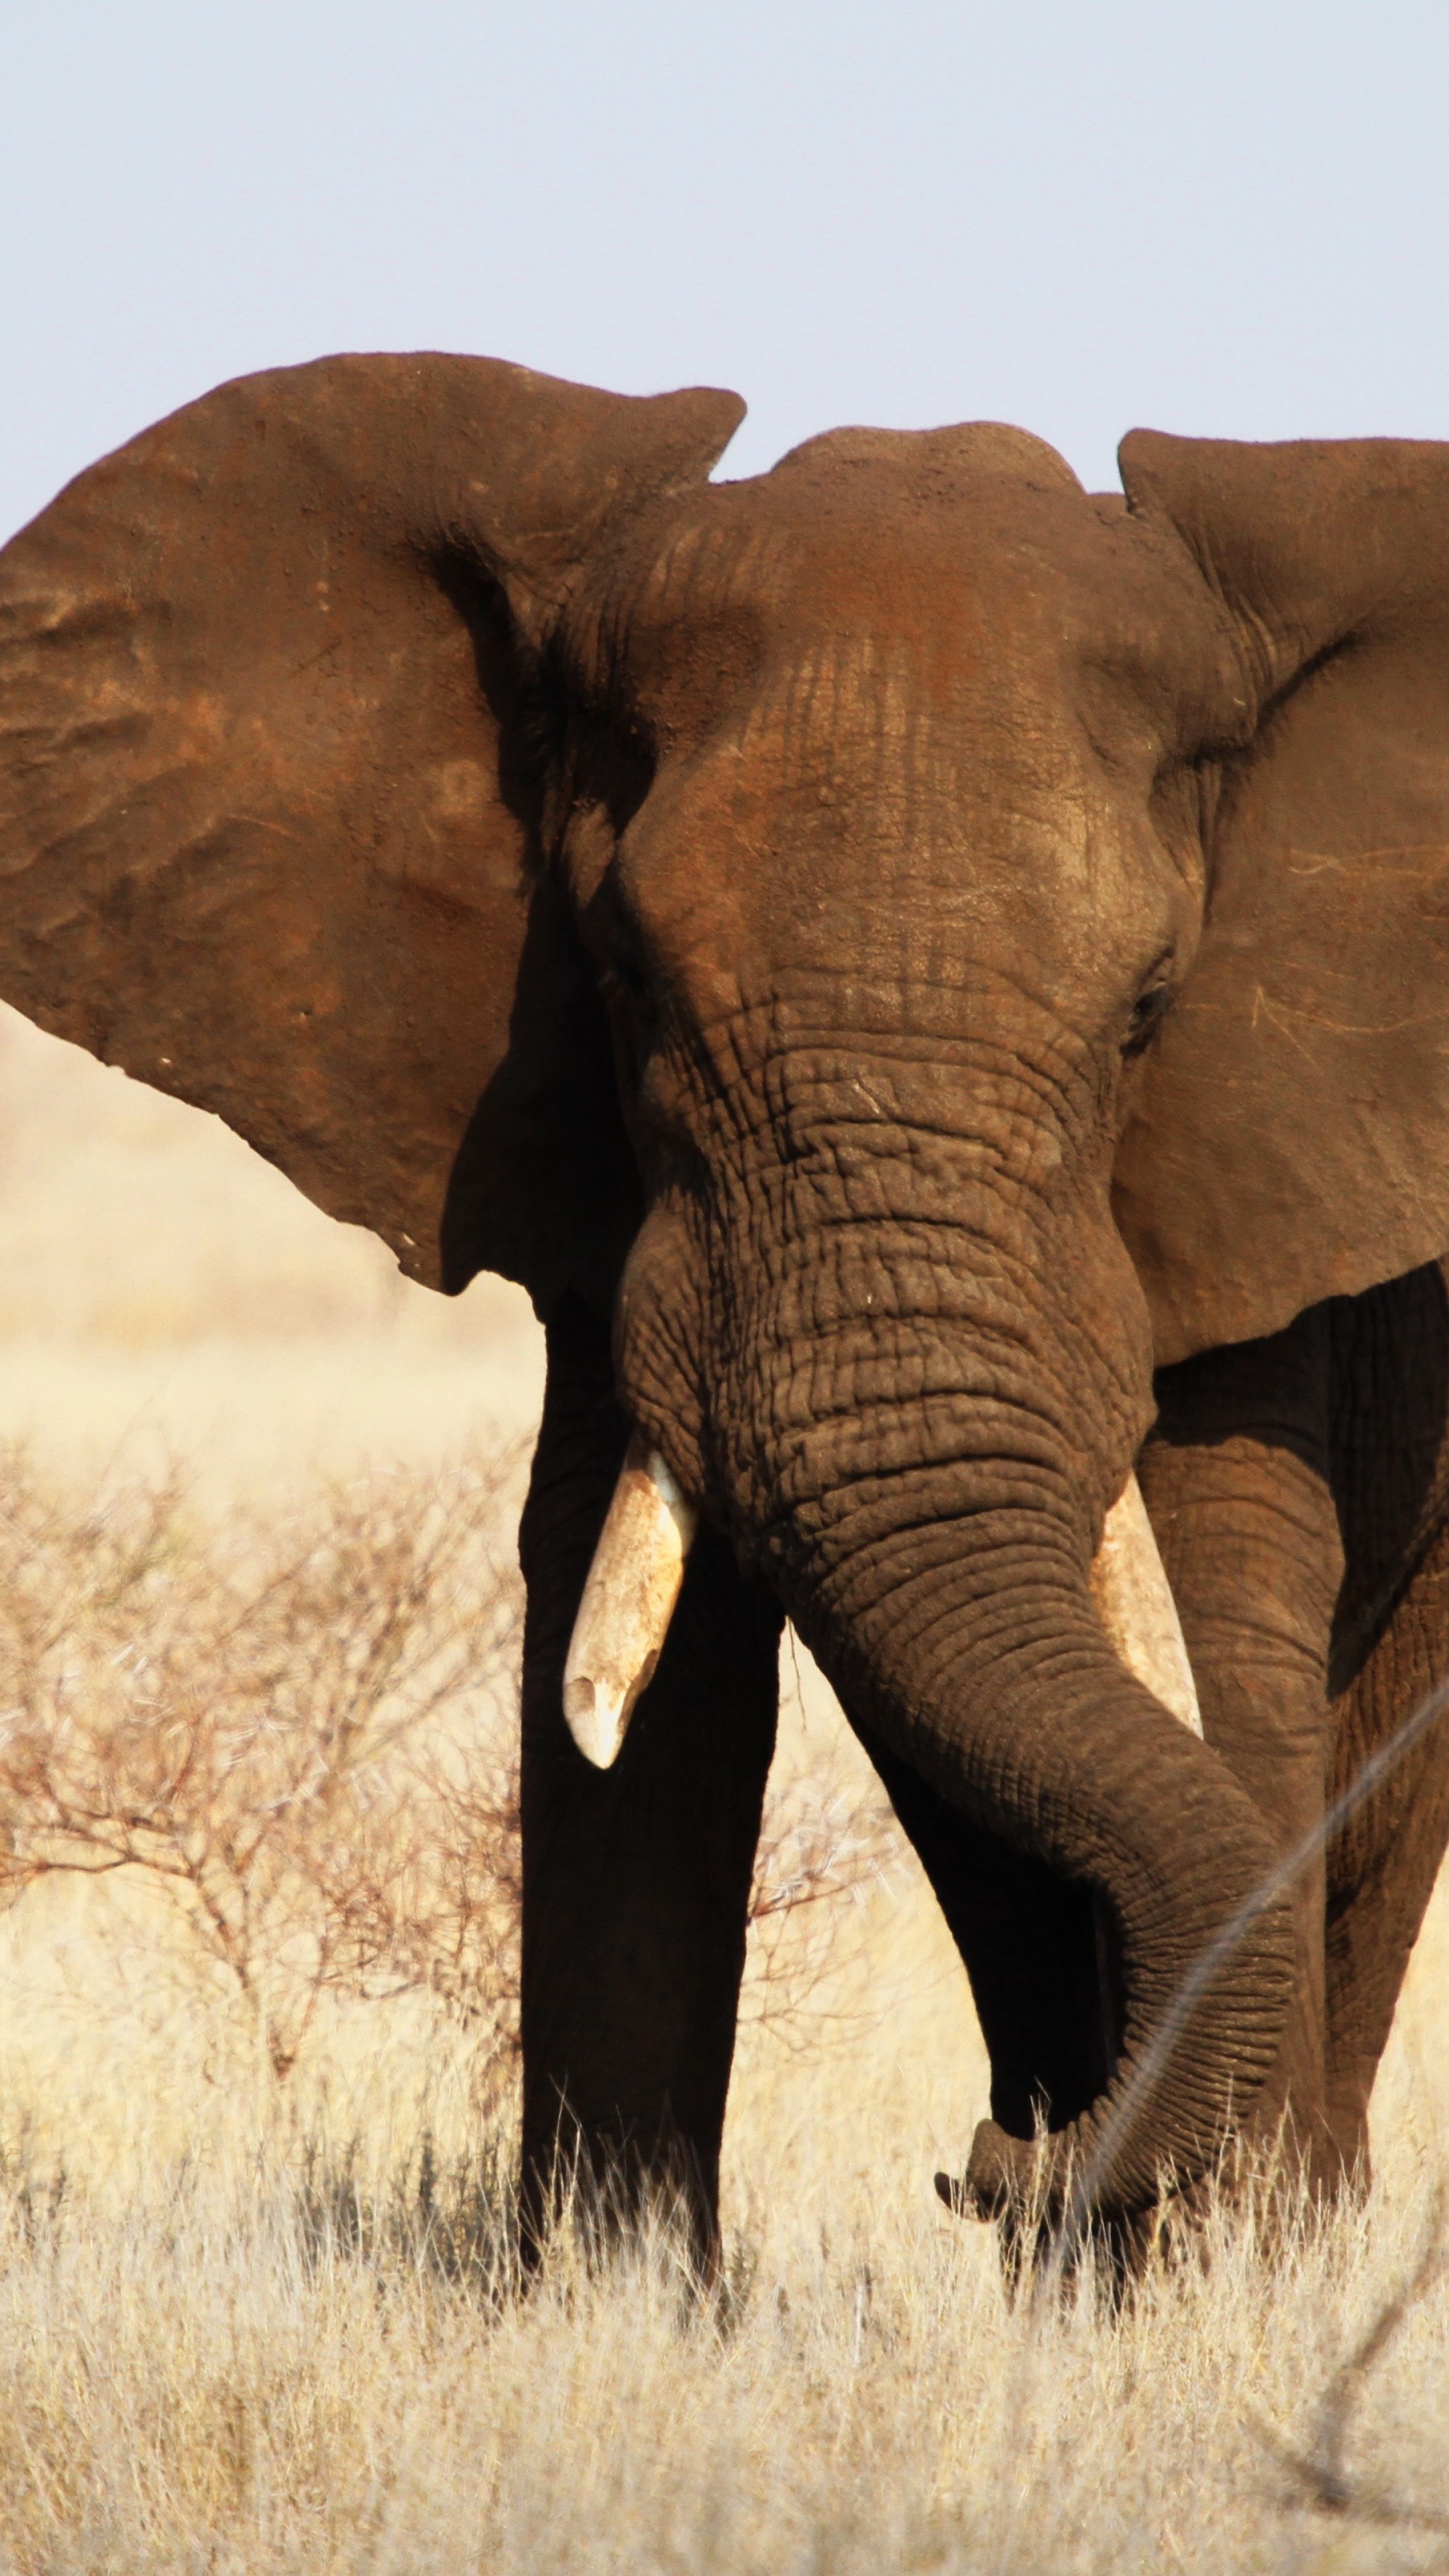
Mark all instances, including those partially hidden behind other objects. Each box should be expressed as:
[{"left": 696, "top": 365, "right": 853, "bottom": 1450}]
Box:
[
  {"left": 1089, "top": 1471, "right": 1202, "bottom": 1737},
  {"left": 562, "top": 1433, "right": 699, "bottom": 1768}
]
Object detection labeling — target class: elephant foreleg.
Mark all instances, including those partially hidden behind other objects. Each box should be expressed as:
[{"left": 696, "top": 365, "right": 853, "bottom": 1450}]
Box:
[
  {"left": 517, "top": 1295, "right": 781, "bottom": 2272},
  {"left": 1140, "top": 1309, "right": 1344, "bottom": 2192},
  {"left": 1322, "top": 1533, "right": 1449, "bottom": 2177},
  {"left": 1322, "top": 1264, "right": 1449, "bottom": 2176}
]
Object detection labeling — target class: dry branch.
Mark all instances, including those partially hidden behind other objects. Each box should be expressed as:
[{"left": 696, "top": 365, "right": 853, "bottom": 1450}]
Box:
[
  {"left": 1254, "top": 2181, "right": 1449, "bottom": 2540},
  {"left": 0, "top": 1445, "right": 902, "bottom": 2090},
  {"left": 0, "top": 1446, "right": 525, "bottom": 2080}
]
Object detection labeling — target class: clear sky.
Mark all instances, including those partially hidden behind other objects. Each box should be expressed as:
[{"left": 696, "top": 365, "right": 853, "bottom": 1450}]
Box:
[{"left": 3, "top": 0, "right": 1447, "bottom": 541}]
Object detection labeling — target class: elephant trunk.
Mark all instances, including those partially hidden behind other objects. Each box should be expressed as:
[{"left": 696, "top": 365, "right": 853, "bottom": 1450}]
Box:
[
  {"left": 609, "top": 1032, "right": 1297, "bottom": 2226},
  {"left": 780, "top": 1474, "right": 1294, "bottom": 2224},
  {"left": 731, "top": 1295, "right": 1287, "bottom": 2221}
]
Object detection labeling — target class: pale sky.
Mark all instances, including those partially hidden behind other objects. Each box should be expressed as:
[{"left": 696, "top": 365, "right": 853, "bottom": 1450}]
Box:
[{"left": 3, "top": 0, "right": 1447, "bottom": 540}]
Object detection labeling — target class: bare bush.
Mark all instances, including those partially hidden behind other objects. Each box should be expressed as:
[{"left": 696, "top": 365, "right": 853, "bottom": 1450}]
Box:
[
  {"left": 301, "top": 1729, "right": 526, "bottom": 2108},
  {"left": 744, "top": 1780, "right": 903, "bottom": 2042},
  {"left": 0, "top": 1448, "right": 900, "bottom": 2093},
  {"left": 0, "top": 1446, "right": 525, "bottom": 2080}
]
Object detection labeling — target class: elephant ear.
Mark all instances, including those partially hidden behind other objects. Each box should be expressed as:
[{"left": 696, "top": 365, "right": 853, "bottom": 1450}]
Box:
[
  {"left": 0, "top": 354, "right": 743, "bottom": 1303},
  {"left": 1112, "top": 430, "right": 1449, "bottom": 1363}
]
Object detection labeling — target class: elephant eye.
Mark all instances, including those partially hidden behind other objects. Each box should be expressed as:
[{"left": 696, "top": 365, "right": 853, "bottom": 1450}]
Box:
[
  {"left": 597, "top": 957, "right": 659, "bottom": 1081},
  {"left": 599, "top": 957, "right": 651, "bottom": 1018},
  {"left": 1122, "top": 981, "right": 1173, "bottom": 1060}
]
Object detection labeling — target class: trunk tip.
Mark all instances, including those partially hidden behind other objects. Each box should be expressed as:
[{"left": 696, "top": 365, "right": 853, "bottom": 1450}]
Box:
[{"left": 936, "top": 2121, "right": 1019, "bottom": 2222}]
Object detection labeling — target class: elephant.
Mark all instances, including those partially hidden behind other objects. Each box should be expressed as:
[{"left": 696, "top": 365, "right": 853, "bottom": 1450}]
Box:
[{"left": 3, "top": 354, "right": 1449, "bottom": 2271}]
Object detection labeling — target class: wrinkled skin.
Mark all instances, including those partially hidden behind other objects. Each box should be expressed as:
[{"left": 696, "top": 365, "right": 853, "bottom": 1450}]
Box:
[{"left": 3, "top": 360, "right": 1449, "bottom": 2270}]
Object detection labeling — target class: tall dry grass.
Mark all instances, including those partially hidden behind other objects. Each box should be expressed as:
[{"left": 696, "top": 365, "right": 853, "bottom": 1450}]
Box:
[
  {"left": 0, "top": 2078, "right": 1446, "bottom": 2569},
  {"left": 0, "top": 1452, "right": 1440, "bottom": 2571}
]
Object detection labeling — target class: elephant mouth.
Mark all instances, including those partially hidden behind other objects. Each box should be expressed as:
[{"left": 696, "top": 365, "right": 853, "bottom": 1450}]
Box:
[{"left": 561, "top": 1432, "right": 1201, "bottom": 1770}]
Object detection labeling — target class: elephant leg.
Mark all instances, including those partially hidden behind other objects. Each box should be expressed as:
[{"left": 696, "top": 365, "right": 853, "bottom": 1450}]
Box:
[
  {"left": 853, "top": 1723, "right": 1112, "bottom": 2135},
  {"left": 517, "top": 1294, "right": 782, "bottom": 2271},
  {"left": 1140, "top": 1309, "right": 1344, "bottom": 2191},
  {"left": 1321, "top": 1265, "right": 1449, "bottom": 2175},
  {"left": 1321, "top": 1544, "right": 1449, "bottom": 2176}
]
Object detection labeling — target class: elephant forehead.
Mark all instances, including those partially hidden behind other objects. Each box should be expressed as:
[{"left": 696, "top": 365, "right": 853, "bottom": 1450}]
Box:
[
  {"left": 616, "top": 538, "right": 1135, "bottom": 894},
  {"left": 616, "top": 677, "right": 1183, "bottom": 1039},
  {"left": 605, "top": 458, "right": 1208, "bottom": 777},
  {"left": 590, "top": 447, "right": 1218, "bottom": 1006},
  {"left": 627, "top": 484, "right": 1064, "bottom": 675}
]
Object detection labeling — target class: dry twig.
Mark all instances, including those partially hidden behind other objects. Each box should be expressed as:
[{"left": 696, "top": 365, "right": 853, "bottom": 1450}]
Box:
[
  {"left": 0, "top": 1444, "right": 901, "bottom": 2088},
  {"left": 0, "top": 1446, "right": 525, "bottom": 2080},
  {"left": 1254, "top": 2181, "right": 1449, "bottom": 2541}
]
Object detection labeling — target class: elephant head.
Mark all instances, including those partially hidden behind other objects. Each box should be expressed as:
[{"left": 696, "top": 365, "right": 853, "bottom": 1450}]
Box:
[{"left": 3, "top": 356, "right": 1448, "bottom": 2228}]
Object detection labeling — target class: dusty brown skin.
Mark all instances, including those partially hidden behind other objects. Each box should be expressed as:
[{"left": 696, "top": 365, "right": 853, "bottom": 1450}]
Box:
[{"left": 3, "top": 357, "right": 1449, "bottom": 2261}]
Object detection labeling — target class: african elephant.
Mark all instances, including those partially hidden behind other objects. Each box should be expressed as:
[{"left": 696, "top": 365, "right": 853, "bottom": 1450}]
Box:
[{"left": 2, "top": 356, "right": 1448, "bottom": 2267}]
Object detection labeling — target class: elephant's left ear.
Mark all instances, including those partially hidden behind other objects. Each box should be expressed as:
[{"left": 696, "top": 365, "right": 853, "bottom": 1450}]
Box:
[
  {"left": 0, "top": 354, "right": 743, "bottom": 1303},
  {"left": 1112, "top": 430, "right": 1449, "bottom": 1364}
]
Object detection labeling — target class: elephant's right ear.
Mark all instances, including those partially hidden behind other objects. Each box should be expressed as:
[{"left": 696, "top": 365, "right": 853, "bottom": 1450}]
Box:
[
  {"left": 0, "top": 354, "right": 743, "bottom": 1305},
  {"left": 1112, "top": 431, "right": 1449, "bottom": 1363}
]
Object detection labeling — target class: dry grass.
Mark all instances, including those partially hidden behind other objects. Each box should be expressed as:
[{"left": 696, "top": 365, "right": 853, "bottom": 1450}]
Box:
[
  {"left": 0, "top": 2090, "right": 1446, "bottom": 2571},
  {"left": 0, "top": 1458, "right": 1442, "bottom": 2572},
  {"left": 0, "top": 1003, "right": 1447, "bottom": 2570}
]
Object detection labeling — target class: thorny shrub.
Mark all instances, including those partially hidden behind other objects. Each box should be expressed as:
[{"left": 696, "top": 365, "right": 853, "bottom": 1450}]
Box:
[{"left": 0, "top": 1446, "right": 900, "bottom": 2094}]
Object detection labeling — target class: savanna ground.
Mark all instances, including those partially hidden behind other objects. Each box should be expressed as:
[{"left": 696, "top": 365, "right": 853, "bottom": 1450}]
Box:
[{"left": 0, "top": 1007, "right": 1445, "bottom": 2573}]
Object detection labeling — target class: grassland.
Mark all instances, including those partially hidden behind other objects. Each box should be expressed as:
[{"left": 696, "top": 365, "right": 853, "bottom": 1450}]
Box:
[{"left": 0, "top": 1000, "right": 1446, "bottom": 2573}]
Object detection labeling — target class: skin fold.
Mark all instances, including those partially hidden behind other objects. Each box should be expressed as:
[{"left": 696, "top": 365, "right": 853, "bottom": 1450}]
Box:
[{"left": 3, "top": 359, "right": 1449, "bottom": 2271}]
